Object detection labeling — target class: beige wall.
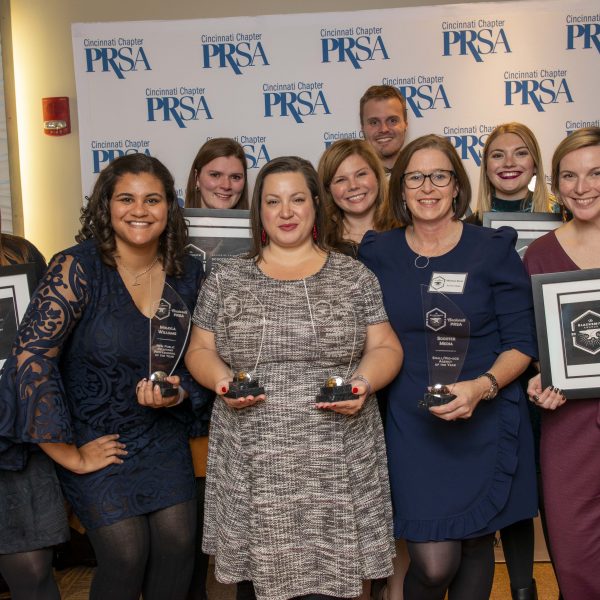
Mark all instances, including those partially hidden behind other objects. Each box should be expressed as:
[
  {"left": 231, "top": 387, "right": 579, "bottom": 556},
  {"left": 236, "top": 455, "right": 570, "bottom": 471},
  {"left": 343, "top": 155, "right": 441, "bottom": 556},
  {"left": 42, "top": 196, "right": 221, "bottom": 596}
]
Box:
[{"left": 2, "top": 0, "right": 521, "bottom": 258}]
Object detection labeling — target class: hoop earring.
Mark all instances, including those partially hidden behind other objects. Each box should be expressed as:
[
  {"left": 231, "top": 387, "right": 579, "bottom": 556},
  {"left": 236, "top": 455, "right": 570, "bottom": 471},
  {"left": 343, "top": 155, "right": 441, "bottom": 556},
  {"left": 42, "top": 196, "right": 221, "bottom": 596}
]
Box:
[{"left": 312, "top": 224, "right": 318, "bottom": 242}]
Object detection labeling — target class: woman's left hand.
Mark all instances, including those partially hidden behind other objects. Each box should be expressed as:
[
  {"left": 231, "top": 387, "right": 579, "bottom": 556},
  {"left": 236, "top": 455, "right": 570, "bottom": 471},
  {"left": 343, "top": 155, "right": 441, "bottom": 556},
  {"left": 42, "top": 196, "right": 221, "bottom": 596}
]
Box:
[
  {"left": 136, "top": 376, "right": 183, "bottom": 408},
  {"left": 314, "top": 380, "right": 369, "bottom": 416},
  {"left": 429, "top": 378, "right": 487, "bottom": 421}
]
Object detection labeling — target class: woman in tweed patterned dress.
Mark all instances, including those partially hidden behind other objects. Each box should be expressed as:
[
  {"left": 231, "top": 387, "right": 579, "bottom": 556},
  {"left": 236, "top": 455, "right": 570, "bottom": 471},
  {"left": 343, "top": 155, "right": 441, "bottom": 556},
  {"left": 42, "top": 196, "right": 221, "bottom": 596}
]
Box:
[{"left": 185, "top": 156, "right": 403, "bottom": 600}]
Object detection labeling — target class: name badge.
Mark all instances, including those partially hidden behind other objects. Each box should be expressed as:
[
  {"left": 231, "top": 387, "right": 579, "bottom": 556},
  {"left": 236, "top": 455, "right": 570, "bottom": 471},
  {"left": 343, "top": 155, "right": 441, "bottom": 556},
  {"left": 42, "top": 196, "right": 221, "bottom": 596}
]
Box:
[{"left": 428, "top": 272, "right": 468, "bottom": 294}]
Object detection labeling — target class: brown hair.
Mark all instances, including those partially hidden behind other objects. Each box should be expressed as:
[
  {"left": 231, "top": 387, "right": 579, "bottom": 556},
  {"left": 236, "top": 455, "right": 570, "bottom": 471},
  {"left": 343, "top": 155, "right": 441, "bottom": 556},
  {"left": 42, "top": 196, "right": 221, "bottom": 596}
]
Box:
[
  {"left": 475, "top": 122, "right": 550, "bottom": 219},
  {"left": 248, "top": 156, "right": 329, "bottom": 260},
  {"left": 184, "top": 138, "right": 249, "bottom": 209},
  {"left": 359, "top": 85, "right": 407, "bottom": 126},
  {"left": 318, "top": 139, "right": 399, "bottom": 249},
  {"left": 0, "top": 234, "right": 36, "bottom": 266},
  {"left": 551, "top": 127, "right": 600, "bottom": 195},
  {"left": 76, "top": 153, "right": 188, "bottom": 277},
  {"left": 390, "top": 134, "right": 471, "bottom": 225}
]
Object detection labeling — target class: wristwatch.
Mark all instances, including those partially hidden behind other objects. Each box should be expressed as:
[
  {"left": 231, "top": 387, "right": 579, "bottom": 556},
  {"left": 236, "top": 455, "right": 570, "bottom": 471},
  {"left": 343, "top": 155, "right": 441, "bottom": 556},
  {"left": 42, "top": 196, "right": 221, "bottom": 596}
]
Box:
[{"left": 479, "top": 372, "right": 499, "bottom": 401}]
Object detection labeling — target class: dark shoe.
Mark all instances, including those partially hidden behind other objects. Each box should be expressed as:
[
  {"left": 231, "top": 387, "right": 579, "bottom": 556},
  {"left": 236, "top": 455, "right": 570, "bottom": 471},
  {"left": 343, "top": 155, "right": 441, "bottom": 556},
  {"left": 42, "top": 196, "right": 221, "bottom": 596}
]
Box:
[{"left": 511, "top": 578, "right": 538, "bottom": 600}]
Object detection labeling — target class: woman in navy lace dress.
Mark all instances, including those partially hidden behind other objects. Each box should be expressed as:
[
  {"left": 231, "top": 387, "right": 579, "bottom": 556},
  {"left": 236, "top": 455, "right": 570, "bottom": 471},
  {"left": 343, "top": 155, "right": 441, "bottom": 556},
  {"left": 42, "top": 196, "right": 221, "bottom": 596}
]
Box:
[{"left": 0, "top": 154, "right": 207, "bottom": 600}]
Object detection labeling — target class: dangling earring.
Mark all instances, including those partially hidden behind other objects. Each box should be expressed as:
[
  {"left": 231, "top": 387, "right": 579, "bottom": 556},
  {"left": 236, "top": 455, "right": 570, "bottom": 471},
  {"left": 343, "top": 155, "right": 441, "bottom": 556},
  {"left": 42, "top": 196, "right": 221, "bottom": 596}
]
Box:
[
  {"left": 452, "top": 196, "right": 457, "bottom": 213},
  {"left": 261, "top": 228, "right": 268, "bottom": 246},
  {"left": 312, "top": 224, "right": 318, "bottom": 242}
]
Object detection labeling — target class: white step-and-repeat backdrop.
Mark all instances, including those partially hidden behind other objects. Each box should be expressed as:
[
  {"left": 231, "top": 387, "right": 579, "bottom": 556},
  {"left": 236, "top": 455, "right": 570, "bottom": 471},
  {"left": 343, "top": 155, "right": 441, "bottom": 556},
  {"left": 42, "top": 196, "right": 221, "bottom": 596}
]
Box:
[{"left": 72, "top": 0, "right": 599, "bottom": 204}]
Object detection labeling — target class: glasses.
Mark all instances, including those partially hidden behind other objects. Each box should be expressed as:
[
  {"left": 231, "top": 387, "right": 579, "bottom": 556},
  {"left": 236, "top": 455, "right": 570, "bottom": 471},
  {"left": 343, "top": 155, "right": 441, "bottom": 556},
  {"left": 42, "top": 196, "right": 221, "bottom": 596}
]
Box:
[{"left": 402, "top": 170, "right": 455, "bottom": 189}]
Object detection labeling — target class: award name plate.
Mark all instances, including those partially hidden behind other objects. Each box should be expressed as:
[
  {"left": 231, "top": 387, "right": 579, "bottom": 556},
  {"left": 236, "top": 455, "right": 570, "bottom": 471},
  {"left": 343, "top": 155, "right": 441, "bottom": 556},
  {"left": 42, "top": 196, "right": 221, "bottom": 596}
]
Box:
[
  {"left": 532, "top": 268, "right": 600, "bottom": 399},
  {"left": 149, "top": 282, "right": 191, "bottom": 397},
  {"left": 420, "top": 285, "right": 470, "bottom": 408},
  {"left": 316, "top": 375, "right": 359, "bottom": 403}
]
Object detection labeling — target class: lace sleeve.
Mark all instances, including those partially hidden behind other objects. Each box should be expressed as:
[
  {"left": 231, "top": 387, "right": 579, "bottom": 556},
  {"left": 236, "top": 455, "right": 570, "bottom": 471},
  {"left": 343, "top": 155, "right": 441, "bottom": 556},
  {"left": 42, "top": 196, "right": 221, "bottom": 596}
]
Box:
[{"left": 0, "top": 251, "right": 90, "bottom": 450}]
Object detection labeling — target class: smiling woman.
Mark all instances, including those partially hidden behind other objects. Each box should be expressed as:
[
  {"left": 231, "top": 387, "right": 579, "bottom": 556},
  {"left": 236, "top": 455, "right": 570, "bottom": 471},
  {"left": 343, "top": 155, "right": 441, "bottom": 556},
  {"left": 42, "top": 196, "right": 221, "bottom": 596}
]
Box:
[
  {"left": 0, "top": 154, "right": 210, "bottom": 600},
  {"left": 185, "top": 156, "right": 403, "bottom": 600}
]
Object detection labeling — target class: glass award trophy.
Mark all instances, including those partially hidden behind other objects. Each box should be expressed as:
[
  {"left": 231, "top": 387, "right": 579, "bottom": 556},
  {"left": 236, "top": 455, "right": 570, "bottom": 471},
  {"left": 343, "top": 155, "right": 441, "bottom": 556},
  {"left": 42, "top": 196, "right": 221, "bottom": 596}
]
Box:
[
  {"left": 217, "top": 276, "right": 266, "bottom": 400},
  {"left": 149, "top": 282, "right": 192, "bottom": 397},
  {"left": 312, "top": 296, "right": 360, "bottom": 403},
  {"left": 419, "top": 285, "right": 470, "bottom": 409}
]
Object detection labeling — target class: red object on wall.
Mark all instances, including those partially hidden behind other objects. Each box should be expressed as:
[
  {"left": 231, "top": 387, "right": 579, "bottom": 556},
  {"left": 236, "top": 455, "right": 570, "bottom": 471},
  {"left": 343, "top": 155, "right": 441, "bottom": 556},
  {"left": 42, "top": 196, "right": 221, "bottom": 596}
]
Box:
[{"left": 42, "top": 97, "right": 71, "bottom": 136}]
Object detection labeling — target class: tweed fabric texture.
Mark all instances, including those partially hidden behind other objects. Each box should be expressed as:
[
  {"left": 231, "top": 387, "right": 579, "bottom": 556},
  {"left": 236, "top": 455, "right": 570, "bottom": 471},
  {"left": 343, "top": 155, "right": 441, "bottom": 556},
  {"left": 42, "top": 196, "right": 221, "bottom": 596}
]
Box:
[{"left": 193, "top": 252, "right": 394, "bottom": 600}]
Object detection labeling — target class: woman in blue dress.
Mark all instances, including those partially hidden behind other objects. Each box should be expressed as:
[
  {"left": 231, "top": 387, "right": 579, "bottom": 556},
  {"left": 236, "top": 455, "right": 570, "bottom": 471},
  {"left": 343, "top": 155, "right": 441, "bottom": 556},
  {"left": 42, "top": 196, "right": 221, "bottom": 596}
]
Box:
[
  {"left": 0, "top": 154, "right": 207, "bottom": 600},
  {"left": 359, "top": 134, "right": 538, "bottom": 600}
]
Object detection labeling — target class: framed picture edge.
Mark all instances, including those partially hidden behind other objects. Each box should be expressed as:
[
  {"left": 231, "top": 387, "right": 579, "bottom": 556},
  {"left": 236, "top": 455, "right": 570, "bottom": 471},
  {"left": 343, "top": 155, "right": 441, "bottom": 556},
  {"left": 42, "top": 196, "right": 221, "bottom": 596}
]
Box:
[{"left": 531, "top": 268, "right": 600, "bottom": 400}]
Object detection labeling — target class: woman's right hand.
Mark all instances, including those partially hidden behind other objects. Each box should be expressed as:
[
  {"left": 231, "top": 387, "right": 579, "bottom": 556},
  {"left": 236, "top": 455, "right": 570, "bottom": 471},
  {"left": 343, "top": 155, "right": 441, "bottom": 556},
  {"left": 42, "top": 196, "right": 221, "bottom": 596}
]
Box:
[
  {"left": 75, "top": 434, "right": 127, "bottom": 474},
  {"left": 527, "top": 372, "right": 566, "bottom": 410},
  {"left": 216, "top": 378, "right": 266, "bottom": 409}
]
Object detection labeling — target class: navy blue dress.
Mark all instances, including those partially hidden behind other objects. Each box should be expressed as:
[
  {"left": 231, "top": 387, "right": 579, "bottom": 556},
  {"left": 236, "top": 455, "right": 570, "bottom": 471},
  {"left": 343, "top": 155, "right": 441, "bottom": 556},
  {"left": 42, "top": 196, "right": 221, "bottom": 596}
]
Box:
[
  {"left": 359, "top": 224, "right": 538, "bottom": 542},
  {"left": 0, "top": 239, "right": 207, "bottom": 530}
]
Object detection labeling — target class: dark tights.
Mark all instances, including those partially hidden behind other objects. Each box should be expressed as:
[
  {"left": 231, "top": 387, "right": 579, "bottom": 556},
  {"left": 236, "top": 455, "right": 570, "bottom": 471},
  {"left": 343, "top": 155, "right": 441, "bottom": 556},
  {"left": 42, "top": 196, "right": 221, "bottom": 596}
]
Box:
[
  {"left": 500, "top": 518, "right": 535, "bottom": 589},
  {"left": 187, "top": 477, "right": 209, "bottom": 600},
  {"left": 404, "top": 534, "right": 495, "bottom": 600},
  {"left": 0, "top": 548, "right": 59, "bottom": 600},
  {"left": 87, "top": 499, "right": 196, "bottom": 600}
]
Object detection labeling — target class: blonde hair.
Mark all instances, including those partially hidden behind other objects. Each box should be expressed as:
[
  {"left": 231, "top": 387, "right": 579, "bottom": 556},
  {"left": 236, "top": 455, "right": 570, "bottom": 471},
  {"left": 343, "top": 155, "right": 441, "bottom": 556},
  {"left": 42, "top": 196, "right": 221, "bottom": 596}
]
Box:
[
  {"left": 318, "top": 139, "right": 399, "bottom": 249},
  {"left": 475, "top": 122, "right": 550, "bottom": 220}
]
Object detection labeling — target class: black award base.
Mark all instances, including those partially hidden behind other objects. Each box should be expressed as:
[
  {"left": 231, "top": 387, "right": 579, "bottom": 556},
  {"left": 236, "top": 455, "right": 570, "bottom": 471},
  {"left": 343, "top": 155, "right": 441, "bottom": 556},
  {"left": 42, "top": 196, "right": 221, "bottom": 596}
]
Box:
[
  {"left": 316, "top": 376, "right": 359, "bottom": 403},
  {"left": 419, "top": 384, "right": 456, "bottom": 409},
  {"left": 224, "top": 371, "right": 265, "bottom": 399}
]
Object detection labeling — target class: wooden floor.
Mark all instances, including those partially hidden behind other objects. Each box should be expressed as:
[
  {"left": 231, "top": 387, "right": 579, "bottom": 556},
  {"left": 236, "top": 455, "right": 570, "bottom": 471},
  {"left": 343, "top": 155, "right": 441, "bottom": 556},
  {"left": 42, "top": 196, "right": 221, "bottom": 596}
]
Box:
[{"left": 44, "top": 562, "right": 559, "bottom": 600}]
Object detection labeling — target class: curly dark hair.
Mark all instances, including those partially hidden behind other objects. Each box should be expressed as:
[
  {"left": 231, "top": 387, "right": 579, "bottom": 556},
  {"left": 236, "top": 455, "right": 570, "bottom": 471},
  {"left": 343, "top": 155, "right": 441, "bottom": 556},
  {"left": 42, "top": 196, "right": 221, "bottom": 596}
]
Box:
[{"left": 76, "top": 153, "right": 188, "bottom": 277}]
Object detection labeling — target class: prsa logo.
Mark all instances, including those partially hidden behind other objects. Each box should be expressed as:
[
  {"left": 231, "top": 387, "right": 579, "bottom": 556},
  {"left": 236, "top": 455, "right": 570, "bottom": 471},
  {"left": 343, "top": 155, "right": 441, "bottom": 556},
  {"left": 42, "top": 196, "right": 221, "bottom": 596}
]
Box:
[
  {"left": 321, "top": 26, "right": 389, "bottom": 69},
  {"left": 237, "top": 135, "right": 271, "bottom": 169},
  {"left": 84, "top": 37, "right": 150, "bottom": 79},
  {"left": 90, "top": 139, "right": 152, "bottom": 173},
  {"left": 201, "top": 32, "right": 269, "bottom": 75},
  {"left": 504, "top": 69, "right": 573, "bottom": 112},
  {"left": 263, "top": 81, "right": 331, "bottom": 124},
  {"left": 384, "top": 75, "right": 450, "bottom": 119},
  {"left": 442, "top": 18, "right": 510, "bottom": 63},
  {"left": 566, "top": 15, "right": 600, "bottom": 52},
  {"left": 146, "top": 86, "right": 213, "bottom": 128},
  {"left": 444, "top": 124, "right": 493, "bottom": 166}
]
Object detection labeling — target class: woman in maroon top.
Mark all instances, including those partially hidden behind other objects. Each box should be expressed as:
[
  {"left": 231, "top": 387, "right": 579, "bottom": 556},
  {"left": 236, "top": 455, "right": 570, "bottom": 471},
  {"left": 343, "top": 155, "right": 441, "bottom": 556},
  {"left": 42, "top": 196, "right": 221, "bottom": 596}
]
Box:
[{"left": 524, "top": 127, "right": 600, "bottom": 599}]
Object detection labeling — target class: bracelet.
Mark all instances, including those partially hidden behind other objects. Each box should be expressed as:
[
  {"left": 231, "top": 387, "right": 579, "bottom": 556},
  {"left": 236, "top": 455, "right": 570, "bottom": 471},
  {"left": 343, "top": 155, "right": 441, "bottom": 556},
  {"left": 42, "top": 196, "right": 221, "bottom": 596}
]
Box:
[
  {"left": 479, "top": 372, "right": 498, "bottom": 401},
  {"left": 351, "top": 374, "right": 373, "bottom": 396}
]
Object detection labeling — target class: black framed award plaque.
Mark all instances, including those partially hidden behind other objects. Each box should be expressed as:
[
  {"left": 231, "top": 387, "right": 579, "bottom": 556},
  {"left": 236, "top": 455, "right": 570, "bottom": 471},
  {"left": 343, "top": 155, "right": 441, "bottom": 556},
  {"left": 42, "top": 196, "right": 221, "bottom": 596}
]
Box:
[{"left": 532, "top": 268, "right": 600, "bottom": 400}]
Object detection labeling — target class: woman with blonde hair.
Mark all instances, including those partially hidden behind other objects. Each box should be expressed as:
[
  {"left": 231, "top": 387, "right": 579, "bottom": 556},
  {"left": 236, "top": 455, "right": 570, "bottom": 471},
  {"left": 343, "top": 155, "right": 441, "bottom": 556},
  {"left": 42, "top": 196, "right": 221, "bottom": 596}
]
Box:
[
  {"left": 318, "top": 139, "right": 398, "bottom": 257},
  {"left": 470, "top": 122, "right": 551, "bottom": 224}
]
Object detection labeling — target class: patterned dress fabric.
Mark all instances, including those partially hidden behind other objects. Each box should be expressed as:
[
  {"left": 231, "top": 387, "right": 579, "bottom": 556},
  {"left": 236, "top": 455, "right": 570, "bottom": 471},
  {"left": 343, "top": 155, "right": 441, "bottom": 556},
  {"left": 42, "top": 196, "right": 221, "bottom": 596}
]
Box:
[
  {"left": 0, "top": 238, "right": 69, "bottom": 553},
  {"left": 524, "top": 231, "right": 600, "bottom": 599},
  {"left": 360, "top": 225, "right": 538, "bottom": 542},
  {"left": 192, "top": 252, "right": 394, "bottom": 600},
  {"left": 0, "top": 239, "right": 207, "bottom": 530}
]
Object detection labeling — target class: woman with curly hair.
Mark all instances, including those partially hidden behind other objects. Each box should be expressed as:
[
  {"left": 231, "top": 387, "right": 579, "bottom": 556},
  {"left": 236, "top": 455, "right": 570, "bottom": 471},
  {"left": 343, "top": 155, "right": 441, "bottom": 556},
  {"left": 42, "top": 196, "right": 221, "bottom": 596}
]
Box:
[{"left": 0, "top": 153, "right": 208, "bottom": 600}]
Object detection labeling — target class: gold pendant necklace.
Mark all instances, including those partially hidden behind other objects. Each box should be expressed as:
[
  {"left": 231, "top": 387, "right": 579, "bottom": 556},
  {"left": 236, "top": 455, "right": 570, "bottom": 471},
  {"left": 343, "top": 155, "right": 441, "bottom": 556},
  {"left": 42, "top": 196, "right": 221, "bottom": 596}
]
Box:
[{"left": 118, "top": 256, "right": 159, "bottom": 286}]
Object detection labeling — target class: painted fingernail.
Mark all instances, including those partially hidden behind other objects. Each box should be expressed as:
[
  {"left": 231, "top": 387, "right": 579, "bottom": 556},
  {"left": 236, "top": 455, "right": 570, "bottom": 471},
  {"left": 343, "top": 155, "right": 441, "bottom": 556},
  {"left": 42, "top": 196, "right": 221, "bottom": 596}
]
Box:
[
  {"left": 352, "top": 387, "right": 358, "bottom": 394},
  {"left": 221, "top": 386, "right": 227, "bottom": 393}
]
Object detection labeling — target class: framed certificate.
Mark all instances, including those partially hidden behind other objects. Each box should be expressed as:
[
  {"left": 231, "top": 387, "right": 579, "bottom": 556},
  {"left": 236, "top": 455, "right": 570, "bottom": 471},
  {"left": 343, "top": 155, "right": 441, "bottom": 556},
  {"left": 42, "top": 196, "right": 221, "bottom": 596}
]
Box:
[
  {"left": 482, "top": 212, "right": 563, "bottom": 259},
  {"left": 532, "top": 268, "right": 600, "bottom": 399},
  {"left": 184, "top": 208, "right": 252, "bottom": 275},
  {"left": 0, "top": 263, "right": 38, "bottom": 368}
]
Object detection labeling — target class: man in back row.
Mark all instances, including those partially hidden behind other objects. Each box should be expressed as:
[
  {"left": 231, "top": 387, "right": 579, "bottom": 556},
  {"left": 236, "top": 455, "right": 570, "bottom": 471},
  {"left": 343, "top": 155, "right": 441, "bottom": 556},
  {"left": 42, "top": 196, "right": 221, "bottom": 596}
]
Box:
[{"left": 360, "top": 85, "right": 408, "bottom": 175}]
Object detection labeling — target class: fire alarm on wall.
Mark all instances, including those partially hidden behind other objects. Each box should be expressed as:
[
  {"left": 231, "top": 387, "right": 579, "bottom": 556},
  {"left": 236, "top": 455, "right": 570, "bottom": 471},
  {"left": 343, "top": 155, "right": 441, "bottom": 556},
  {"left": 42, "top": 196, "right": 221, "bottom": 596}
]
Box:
[{"left": 42, "top": 97, "right": 71, "bottom": 136}]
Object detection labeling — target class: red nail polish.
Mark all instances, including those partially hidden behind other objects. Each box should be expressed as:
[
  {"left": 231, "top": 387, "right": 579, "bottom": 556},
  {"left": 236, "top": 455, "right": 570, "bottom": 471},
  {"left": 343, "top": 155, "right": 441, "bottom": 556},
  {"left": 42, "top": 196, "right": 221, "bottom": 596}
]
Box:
[
  {"left": 352, "top": 387, "right": 358, "bottom": 394},
  {"left": 221, "top": 387, "right": 227, "bottom": 393}
]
